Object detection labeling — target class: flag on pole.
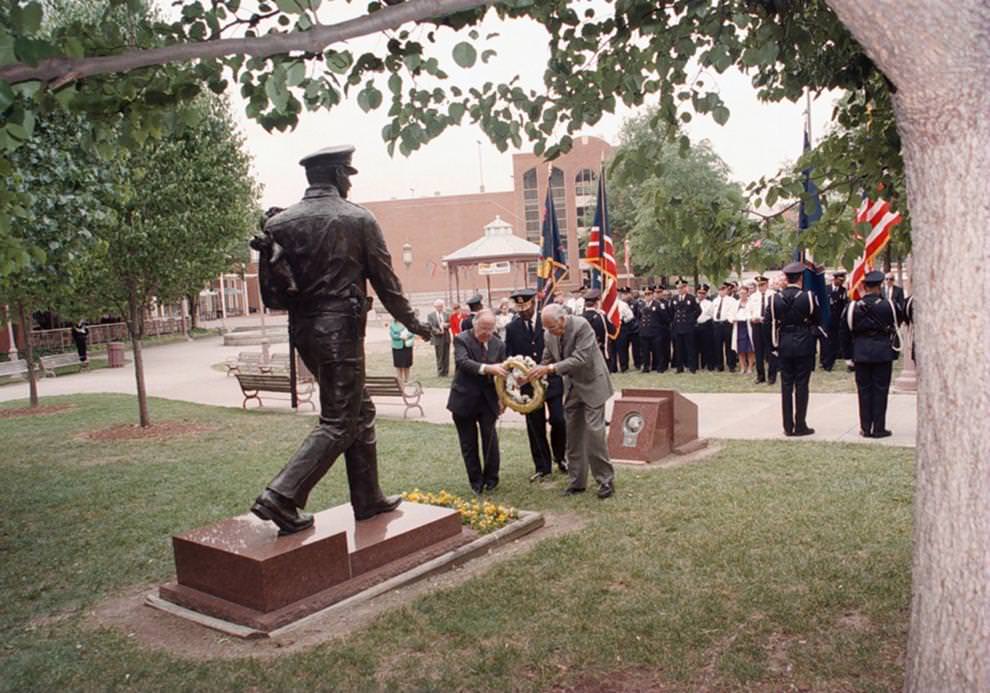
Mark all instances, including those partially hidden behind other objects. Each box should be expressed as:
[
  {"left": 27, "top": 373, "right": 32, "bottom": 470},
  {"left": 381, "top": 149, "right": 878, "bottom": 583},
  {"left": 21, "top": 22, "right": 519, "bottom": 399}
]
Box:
[
  {"left": 796, "top": 127, "right": 829, "bottom": 327},
  {"left": 585, "top": 165, "right": 621, "bottom": 338},
  {"left": 537, "top": 169, "right": 568, "bottom": 301},
  {"left": 849, "top": 195, "right": 902, "bottom": 299}
]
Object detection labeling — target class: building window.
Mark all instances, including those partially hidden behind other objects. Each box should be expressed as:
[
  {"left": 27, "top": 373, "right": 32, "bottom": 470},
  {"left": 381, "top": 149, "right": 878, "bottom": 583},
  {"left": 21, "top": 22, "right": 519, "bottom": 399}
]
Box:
[
  {"left": 575, "top": 168, "right": 597, "bottom": 197},
  {"left": 523, "top": 167, "right": 540, "bottom": 245}
]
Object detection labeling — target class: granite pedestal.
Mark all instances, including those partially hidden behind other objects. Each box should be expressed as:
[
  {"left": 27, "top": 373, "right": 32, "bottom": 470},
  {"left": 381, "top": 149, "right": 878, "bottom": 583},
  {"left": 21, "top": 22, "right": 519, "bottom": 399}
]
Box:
[
  {"left": 608, "top": 388, "right": 707, "bottom": 464},
  {"left": 158, "top": 502, "right": 467, "bottom": 632}
]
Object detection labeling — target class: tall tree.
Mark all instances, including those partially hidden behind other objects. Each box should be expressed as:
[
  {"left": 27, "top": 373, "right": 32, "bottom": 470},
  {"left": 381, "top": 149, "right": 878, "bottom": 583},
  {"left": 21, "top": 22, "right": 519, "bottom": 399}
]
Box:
[{"left": 83, "top": 96, "right": 257, "bottom": 427}]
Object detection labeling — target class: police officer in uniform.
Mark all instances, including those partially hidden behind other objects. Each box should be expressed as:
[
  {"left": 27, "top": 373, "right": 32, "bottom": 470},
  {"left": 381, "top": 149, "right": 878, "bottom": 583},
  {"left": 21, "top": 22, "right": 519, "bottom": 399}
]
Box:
[
  {"left": 638, "top": 287, "right": 659, "bottom": 372},
  {"left": 671, "top": 281, "right": 701, "bottom": 373},
  {"left": 250, "top": 145, "right": 432, "bottom": 534},
  {"left": 459, "top": 294, "right": 484, "bottom": 332},
  {"left": 504, "top": 289, "right": 567, "bottom": 479},
  {"left": 839, "top": 270, "right": 901, "bottom": 438},
  {"left": 821, "top": 270, "right": 848, "bottom": 371},
  {"left": 769, "top": 261, "right": 821, "bottom": 436},
  {"left": 624, "top": 287, "right": 642, "bottom": 370},
  {"left": 583, "top": 288, "right": 608, "bottom": 363}
]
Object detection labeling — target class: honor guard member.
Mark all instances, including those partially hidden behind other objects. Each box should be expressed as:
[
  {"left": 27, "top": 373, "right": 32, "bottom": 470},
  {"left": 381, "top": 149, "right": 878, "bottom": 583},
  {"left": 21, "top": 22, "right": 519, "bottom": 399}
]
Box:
[
  {"left": 769, "top": 261, "right": 822, "bottom": 436},
  {"left": 504, "top": 288, "right": 568, "bottom": 480},
  {"left": 694, "top": 285, "right": 715, "bottom": 371},
  {"left": 626, "top": 287, "right": 644, "bottom": 369},
  {"left": 672, "top": 281, "right": 701, "bottom": 373},
  {"left": 459, "top": 294, "right": 484, "bottom": 332},
  {"left": 839, "top": 270, "right": 902, "bottom": 438},
  {"left": 821, "top": 270, "right": 848, "bottom": 371},
  {"left": 582, "top": 289, "right": 608, "bottom": 363},
  {"left": 750, "top": 274, "right": 778, "bottom": 384}
]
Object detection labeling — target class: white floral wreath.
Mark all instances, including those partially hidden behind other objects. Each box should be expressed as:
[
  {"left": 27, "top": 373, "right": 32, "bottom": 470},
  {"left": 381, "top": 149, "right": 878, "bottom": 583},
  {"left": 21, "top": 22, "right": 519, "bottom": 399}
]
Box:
[{"left": 494, "top": 356, "right": 548, "bottom": 414}]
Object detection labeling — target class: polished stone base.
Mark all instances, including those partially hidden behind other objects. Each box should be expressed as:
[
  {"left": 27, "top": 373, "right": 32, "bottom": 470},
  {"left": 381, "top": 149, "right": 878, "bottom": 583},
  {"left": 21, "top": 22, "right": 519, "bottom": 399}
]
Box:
[
  {"left": 158, "top": 502, "right": 465, "bottom": 632},
  {"left": 609, "top": 389, "right": 707, "bottom": 464}
]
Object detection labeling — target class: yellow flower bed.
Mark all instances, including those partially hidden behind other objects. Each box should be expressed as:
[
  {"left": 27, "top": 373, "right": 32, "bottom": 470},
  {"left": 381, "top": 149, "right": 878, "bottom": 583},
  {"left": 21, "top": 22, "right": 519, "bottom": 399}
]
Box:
[{"left": 402, "top": 489, "right": 519, "bottom": 534}]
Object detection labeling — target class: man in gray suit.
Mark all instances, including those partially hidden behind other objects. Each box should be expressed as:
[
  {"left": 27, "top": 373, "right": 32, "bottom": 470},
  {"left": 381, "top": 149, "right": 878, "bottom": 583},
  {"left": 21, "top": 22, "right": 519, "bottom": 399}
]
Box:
[
  {"left": 427, "top": 298, "right": 451, "bottom": 376},
  {"left": 526, "top": 303, "right": 615, "bottom": 498}
]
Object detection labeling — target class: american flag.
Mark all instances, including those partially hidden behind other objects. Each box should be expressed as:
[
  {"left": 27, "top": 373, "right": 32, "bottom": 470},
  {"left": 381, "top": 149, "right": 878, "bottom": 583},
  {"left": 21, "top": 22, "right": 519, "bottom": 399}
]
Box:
[
  {"left": 849, "top": 195, "right": 902, "bottom": 300},
  {"left": 586, "top": 164, "right": 621, "bottom": 338}
]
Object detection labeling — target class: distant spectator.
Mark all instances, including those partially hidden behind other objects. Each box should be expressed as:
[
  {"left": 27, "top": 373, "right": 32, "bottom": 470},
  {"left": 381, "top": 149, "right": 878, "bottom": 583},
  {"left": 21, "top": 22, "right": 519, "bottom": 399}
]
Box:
[
  {"left": 495, "top": 299, "right": 513, "bottom": 340},
  {"left": 72, "top": 321, "right": 89, "bottom": 366},
  {"left": 450, "top": 303, "right": 463, "bottom": 336},
  {"left": 388, "top": 318, "right": 415, "bottom": 383}
]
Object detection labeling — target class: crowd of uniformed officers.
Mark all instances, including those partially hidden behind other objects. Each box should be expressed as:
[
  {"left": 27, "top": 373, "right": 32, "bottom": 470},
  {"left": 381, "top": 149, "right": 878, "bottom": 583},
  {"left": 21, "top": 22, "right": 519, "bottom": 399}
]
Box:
[{"left": 557, "top": 263, "right": 910, "bottom": 439}]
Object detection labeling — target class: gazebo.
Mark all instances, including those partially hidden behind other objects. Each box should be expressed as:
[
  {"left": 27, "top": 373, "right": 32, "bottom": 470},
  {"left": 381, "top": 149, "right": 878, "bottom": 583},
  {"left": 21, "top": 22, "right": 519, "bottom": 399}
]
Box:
[{"left": 442, "top": 215, "right": 542, "bottom": 306}]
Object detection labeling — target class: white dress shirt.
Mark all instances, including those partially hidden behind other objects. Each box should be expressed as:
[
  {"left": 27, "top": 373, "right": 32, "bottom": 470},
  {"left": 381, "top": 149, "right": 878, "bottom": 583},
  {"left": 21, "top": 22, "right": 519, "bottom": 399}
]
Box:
[
  {"left": 749, "top": 289, "right": 775, "bottom": 322},
  {"left": 712, "top": 295, "right": 738, "bottom": 322},
  {"left": 617, "top": 298, "right": 634, "bottom": 323},
  {"left": 696, "top": 298, "right": 714, "bottom": 324}
]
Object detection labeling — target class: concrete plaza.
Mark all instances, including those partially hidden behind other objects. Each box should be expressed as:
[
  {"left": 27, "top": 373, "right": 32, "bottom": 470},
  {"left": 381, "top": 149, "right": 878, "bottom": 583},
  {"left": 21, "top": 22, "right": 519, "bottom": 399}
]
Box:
[{"left": 0, "top": 324, "right": 916, "bottom": 448}]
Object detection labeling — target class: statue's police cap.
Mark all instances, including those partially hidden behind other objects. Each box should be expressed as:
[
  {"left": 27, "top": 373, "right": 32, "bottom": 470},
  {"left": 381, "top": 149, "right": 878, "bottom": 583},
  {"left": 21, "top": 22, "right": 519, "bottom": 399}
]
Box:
[
  {"left": 299, "top": 145, "right": 358, "bottom": 173},
  {"left": 783, "top": 261, "right": 805, "bottom": 275},
  {"left": 466, "top": 294, "right": 484, "bottom": 307},
  {"left": 510, "top": 288, "right": 537, "bottom": 304},
  {"left": 585, "top": 288, "right": 602, "bottom": 301},
  {"left": 864, "top": 270, "right": 885, "bottom": 285}
]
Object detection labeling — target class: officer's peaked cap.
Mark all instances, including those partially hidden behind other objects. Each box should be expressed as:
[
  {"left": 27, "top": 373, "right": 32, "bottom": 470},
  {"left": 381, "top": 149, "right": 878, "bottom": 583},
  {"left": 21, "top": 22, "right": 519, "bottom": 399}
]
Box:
[{"left": 299, "top": 145, "right": 358, "bottom": 174}]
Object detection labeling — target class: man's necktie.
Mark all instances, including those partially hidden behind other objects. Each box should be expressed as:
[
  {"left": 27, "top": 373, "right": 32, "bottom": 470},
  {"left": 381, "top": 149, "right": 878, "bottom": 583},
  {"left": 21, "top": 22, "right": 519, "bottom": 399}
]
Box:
[{"left": 716, "top": 299, "right": 722, "bottom": 320}]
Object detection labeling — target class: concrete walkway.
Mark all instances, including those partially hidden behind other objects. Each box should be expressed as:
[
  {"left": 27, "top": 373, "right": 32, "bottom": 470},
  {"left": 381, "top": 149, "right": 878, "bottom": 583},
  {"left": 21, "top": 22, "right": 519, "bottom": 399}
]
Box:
[{"left": 0, "top": 334, "right": 916, "bottom": 447}]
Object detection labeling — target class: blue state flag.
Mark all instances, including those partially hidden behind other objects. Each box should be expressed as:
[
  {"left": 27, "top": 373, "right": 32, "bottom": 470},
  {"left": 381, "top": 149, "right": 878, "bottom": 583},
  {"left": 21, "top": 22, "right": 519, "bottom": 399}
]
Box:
[
  {"left": 797, "top": 129, "right": 829, "bottom": 327},
  {"left": 537, "top": 174, "right": 567, "bottom": 296}
]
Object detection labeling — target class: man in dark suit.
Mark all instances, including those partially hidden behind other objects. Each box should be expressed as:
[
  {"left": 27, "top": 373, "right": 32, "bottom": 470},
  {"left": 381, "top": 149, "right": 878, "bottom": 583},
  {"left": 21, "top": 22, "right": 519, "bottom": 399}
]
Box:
[
  {"left": 769, "top": 261, "right": 822, "bottom": 436},
  {"left": 527, "top": 304, "right": 616, "bottom": 499},
  {"left": 504, "top": 289, "right": 567, "bottom": 481},
  {"left": 446, "top": 309, "right": 507, "bottom": 493},
  {"left": 882, "top": 273, "right": 906, "bottom": 312},
  {"left": 638, "top": 287, "right": 658, "bottom": 372},
  {"left": 840, "top": 270, "right": 902, "bottom": 438}
]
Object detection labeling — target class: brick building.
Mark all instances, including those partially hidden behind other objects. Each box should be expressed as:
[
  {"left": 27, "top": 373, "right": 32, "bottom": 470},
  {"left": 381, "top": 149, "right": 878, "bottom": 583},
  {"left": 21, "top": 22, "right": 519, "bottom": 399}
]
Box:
[{"left": 360, "top": 134, "right": 614, "bottom": 306}]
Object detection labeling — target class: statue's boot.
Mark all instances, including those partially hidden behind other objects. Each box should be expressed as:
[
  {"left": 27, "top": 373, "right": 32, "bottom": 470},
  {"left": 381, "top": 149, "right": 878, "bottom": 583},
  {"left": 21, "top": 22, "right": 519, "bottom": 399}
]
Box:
[
  {"left": 345, "top": 436, "right": 401, "bottom": 521},
  {"left": 251, "top": 489, "right": 315, "bottom": 535}
]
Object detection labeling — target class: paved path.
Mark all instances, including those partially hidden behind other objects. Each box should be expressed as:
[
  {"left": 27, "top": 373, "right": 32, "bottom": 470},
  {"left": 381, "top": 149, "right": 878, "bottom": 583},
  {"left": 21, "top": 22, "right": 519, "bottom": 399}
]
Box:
[{"left": 0, "top": 335, "right": 916, "bottom": 447}]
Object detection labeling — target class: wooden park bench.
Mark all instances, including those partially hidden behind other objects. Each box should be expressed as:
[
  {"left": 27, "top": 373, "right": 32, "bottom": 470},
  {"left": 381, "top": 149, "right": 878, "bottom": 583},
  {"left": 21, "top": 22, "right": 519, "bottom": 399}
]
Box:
[
  {"left": 234, "top": 371, "right": 315, "bottom": 411},
  {"left": 39, "top": 352, "right": 87, "bottom": 377},
  {"left": 267, "top": 353, "right": 315, "bottom": 383},
  {"left": 225, "top": 351, "right": 265, "bottom": 376},
  {"left": 0, "top": 359, "right": 29, "bottom": 380},
  {"left": 365, "top": 376, "right": 424, "bottom": 419}
]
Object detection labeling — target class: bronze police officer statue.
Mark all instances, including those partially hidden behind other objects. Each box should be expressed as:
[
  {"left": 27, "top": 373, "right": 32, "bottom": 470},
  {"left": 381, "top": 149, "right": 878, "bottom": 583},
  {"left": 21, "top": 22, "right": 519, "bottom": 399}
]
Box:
[{"left": 251, "top": 145, "right": 431, "bottom": 534}]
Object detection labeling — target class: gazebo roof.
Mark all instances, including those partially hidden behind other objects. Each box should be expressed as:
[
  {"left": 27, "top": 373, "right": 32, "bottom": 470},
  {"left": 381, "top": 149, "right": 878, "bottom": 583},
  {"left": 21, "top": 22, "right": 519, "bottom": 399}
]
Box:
[{"left": 442, "top": 216, "right": 541, "bottom": 266}]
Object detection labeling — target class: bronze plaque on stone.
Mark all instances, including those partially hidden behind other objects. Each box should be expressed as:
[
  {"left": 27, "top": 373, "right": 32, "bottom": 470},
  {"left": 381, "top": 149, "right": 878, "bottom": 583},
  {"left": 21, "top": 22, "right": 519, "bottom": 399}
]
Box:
[{"left": 608, "top": 388, "right": 706, "bottom": 464}]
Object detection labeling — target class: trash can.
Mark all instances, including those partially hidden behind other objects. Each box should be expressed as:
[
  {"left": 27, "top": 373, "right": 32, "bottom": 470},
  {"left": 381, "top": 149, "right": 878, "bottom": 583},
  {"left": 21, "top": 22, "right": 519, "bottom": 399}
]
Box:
[{"left": 107, "top": 341, "right": 125, "bottom": 368}]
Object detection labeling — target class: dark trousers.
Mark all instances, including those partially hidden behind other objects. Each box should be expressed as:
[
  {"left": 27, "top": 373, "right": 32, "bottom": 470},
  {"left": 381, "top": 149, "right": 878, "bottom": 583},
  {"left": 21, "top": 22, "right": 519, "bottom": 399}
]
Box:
[
  {"left": 525, "top": 392, "right": 566, "bottom": 474},
  {"left": 673, "top": 330, "right": 695, "bottom": 372},
  {"left": 453, "top": 410, "right": 501, "bottom": 490},
  {"left": 753, "top": 323, "right": 777, "bottom": 382},
  {"left": 609, "top": 330, "right": 630, "bottom": 372},
  {"left": 655, "top": 331, "right": 671, "bottom": 372},
  {"left": 629, "top": 330, "right": 641, "bottom": 369},
  {"left": 694, "top": 322, "right": 715, "bottom": 371},
  {"left": 779, "top": 353, "right": 815, "bottom": 433},
  {"left": 854, "top": 361, "right": 893, "bottom": 435},
  {"left": 820, "top": 323, "right": 841, "bottom": 370},
  {"left": 639, "top": 334, "right": 655, "bottom": 372},
  {"left": 433, "top": 335, "right": 450, "bottom": 376},
  {"left": 713, "top": 321, "right": 736, "bottom": 371},
  {"left": 268, "top": 313, "right": 390, "bottom": 514}
]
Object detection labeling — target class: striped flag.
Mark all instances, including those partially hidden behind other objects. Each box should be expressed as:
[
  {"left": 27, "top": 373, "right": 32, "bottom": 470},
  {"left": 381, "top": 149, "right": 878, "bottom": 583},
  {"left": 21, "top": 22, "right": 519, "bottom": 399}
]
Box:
[
  {"left": 586, "top": 164, "right": 621, "bottom": 338},
  {"left": 849, "top": 195, "right": 903, "bottom": 299}
]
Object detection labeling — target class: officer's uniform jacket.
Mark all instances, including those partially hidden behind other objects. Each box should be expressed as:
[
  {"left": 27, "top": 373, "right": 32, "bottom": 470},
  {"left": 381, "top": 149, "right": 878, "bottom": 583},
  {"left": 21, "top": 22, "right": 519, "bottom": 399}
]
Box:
[
  {"left": 839, "top": 294, "right": 901, "bottom": 363},
  {"left": 770, "top": 285, "right": 821, "bottom": 358}
]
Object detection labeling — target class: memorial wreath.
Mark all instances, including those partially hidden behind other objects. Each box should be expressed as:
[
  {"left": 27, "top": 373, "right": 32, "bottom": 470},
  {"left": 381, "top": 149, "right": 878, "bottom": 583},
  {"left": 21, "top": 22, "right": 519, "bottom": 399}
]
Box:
[{"left": 494, "top": 356, "right": 547, "bottom": 414}]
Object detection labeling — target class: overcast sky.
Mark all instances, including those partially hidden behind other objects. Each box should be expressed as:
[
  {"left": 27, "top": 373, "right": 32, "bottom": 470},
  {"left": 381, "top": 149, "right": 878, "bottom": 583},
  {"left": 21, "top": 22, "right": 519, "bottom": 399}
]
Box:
[{"left": 222, "top": 6, "right": 837, "bottom": 209}]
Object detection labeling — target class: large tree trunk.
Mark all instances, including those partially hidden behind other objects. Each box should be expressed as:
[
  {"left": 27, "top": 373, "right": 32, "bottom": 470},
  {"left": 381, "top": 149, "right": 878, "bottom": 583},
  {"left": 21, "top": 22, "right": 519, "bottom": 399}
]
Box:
[
  {"left": 828, "top": 2, "right": 990, "bottom": 690},
  {"left": 15, "top": 303, "right": 38, "bottom": 408},
  {"left": 126, "top": 291, "right": 151, "bottom": 428}
]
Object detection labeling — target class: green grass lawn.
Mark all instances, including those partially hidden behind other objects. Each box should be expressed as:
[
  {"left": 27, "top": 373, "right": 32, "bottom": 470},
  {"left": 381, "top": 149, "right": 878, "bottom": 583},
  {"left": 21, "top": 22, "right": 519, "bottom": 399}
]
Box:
[
  {"left": 0, "top": 394, "right": 913, "bottom": 692},
  {"left": 365, "top": 341, "right": 887, "bottom": 394}
]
